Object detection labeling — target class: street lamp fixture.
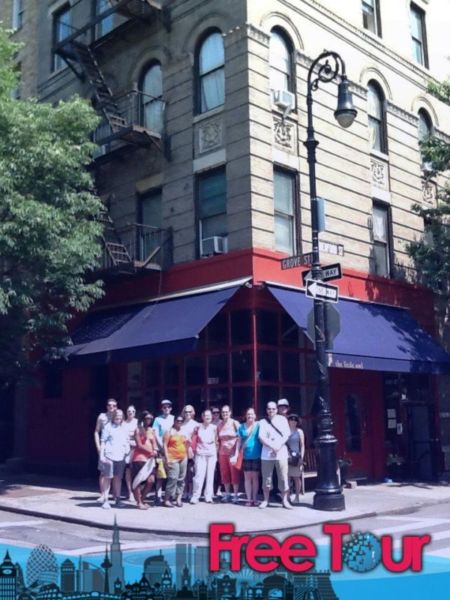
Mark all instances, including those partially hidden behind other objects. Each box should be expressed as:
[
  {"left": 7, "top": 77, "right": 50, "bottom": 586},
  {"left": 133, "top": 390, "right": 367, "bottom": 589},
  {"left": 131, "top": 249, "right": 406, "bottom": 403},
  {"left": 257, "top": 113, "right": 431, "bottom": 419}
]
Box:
[{"left": 304, "top": 51, "right": 357, "bottom": 511}]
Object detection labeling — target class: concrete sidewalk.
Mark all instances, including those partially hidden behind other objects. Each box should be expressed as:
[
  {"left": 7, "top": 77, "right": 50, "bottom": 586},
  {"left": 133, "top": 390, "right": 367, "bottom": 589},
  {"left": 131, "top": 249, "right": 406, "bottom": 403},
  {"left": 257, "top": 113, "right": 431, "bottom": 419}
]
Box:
[{"left": 1, "top": 474, "right": 450, "bottom": 536}]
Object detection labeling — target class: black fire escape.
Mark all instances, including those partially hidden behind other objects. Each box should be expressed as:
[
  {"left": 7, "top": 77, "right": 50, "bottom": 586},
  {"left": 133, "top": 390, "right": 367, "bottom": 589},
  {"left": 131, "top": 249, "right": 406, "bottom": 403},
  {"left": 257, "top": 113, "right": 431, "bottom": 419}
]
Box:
[
  {"left": 53, "top": 1, "right": 172, "bottom": 274},
  {"left": 54, "top": 0, "right": 171, "bottom": 156}
]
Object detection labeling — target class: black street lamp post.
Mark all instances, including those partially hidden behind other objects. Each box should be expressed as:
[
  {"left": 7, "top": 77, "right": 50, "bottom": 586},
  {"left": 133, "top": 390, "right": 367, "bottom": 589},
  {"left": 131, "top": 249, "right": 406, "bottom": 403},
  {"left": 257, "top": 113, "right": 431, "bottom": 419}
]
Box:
[{"left": 304, "top": 51, "right": 357, "bottom": 511}]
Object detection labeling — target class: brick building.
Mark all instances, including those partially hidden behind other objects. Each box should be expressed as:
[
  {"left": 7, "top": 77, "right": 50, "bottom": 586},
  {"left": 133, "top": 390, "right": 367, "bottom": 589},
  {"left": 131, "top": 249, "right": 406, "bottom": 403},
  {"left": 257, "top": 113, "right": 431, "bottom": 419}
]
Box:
[{"left": 2, "top": 0, "right": 450, "bottom": 480}]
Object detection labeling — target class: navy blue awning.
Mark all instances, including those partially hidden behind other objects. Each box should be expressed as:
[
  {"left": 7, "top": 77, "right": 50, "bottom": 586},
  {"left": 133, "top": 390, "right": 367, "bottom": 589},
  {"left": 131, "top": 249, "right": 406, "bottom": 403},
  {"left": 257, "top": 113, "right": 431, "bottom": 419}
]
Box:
[
  {"left": 268, "top": 284, "right": 450, "bottom": 374},
  {"left": 66, "top": 281, "right": 245, "bottom": 366}
]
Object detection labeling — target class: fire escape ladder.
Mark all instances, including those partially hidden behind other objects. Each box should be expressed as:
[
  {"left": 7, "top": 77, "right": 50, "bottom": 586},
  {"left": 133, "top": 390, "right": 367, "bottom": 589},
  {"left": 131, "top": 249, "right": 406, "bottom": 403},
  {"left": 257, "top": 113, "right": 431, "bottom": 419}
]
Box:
[
  {"left": 71, "top": 41, "right": 126, "bottom": 133},
  {"left": 99, "top": 214, "right": 133, "bottom": 268}
]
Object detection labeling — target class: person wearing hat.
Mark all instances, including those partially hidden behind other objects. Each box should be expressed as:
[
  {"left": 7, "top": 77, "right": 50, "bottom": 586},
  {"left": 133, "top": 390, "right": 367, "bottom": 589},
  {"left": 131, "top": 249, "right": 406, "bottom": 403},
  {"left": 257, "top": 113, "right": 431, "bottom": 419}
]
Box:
[
  {"left": 152, "top": 399, "right": 174, "bottom": 504},
  {"left": 277, "top": 398, "right": 290, "bottom": 417}
]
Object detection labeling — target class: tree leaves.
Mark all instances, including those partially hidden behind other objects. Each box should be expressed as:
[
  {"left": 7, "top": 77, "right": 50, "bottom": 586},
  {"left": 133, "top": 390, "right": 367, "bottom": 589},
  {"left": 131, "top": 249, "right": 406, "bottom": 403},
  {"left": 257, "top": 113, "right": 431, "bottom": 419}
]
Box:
[{"left": 0, "top": 29, "right": 104, "bottom": 383}]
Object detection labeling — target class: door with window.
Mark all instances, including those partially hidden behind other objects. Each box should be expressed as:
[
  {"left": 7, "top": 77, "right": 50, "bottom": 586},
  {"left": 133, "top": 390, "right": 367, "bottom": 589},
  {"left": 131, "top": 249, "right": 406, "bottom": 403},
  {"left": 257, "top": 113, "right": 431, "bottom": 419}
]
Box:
[
  {"left": 139, "top": 192, "right": 162, "bottom": 262},
  {"left": 331, "top": 370, "right": 384, "bottom": 479}
]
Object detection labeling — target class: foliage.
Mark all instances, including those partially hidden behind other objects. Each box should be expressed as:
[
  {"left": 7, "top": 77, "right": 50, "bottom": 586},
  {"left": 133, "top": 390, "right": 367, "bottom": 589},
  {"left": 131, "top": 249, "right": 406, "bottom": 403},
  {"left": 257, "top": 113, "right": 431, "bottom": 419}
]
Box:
[
  {"left": 0, "top": 28, "right": 104, "bottom": 383},
  {"left": 407, "top": 77, "right": 450, "bottom": 295}
]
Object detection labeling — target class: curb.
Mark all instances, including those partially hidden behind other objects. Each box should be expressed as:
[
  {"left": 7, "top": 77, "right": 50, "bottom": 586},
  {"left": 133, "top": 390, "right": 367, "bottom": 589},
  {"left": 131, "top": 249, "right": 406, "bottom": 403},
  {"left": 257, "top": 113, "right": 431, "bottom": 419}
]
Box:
[{"left": 0, "top": 496, "right": 444, "bottom": 538}]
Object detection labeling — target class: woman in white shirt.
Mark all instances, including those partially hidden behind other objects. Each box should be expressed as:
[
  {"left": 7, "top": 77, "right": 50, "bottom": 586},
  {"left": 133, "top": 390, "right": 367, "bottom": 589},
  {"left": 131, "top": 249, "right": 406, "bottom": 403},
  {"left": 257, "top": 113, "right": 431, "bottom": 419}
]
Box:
[
  {"left": 123, "top": 405, "right": 138, "bottom": 500},
  {"left": 190, "top": 409, "right": 218, "bottom": 504}
]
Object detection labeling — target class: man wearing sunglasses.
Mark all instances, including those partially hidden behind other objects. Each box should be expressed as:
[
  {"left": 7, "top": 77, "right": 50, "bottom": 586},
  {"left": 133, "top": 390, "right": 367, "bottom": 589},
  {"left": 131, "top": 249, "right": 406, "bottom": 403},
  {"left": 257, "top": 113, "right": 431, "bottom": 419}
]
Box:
[{"left": 94, "top": 398, "right": 118, "bottom": 503}]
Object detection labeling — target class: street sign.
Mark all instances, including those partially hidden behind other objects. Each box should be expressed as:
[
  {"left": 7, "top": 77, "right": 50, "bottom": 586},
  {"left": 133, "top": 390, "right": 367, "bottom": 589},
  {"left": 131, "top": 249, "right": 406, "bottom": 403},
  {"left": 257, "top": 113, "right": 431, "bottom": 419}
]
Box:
[
  {"left": 307, "top": 304, "right": 341, "bottom": 350},
  {"left": 319, "top": 240, "right": 344, "bottom": 256},
  {"left": 301, "top": 263, "right": 342, "bottom": 286},
  {"left": 281, "top": 252, "right": 314, "bottom": 270},
  {"left": 306, "top": 280, "right": 339, "bottom": 303}
]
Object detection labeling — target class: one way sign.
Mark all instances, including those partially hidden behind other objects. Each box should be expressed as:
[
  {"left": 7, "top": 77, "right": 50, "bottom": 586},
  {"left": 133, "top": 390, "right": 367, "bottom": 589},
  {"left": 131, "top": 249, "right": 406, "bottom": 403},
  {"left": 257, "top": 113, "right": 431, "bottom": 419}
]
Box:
[
  {"left": 305, "top": 280, "right": 339, "bottom": 303},
  {"left": 302, "top": 263, "right": 342, "bottom": 286}
]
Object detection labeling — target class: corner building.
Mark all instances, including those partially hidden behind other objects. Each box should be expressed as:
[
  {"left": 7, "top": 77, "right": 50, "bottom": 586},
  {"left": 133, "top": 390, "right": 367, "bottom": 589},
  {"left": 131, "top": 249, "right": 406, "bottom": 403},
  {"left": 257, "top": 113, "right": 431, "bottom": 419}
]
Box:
[{"left": 3, "top": 0, "right": 450, "bottom": 481}]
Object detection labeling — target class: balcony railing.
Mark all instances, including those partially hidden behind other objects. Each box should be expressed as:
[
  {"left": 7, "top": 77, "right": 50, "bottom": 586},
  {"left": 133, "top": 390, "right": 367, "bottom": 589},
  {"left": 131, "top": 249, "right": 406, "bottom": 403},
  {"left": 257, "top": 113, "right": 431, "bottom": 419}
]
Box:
[
  {"left": 92, "top": 89, "right": 164, "bottom": 149},
  {"left": 100, "top": 223, "right": 172, "bottom": 272}
]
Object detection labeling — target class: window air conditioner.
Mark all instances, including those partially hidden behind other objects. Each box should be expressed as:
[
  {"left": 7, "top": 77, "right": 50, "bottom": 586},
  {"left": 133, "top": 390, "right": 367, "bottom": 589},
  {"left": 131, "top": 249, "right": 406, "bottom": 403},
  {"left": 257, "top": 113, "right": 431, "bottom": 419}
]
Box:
[
  {"left": 201, "top": 236, "right": 228, "bottom": 256},
  {"left": 272, "top": 89, "right": 295, "bottom": 112}
]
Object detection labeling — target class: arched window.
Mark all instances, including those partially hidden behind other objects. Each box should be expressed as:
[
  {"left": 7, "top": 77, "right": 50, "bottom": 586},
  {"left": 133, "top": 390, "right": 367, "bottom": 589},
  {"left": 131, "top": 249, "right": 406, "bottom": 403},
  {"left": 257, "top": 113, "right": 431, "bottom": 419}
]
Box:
[
  {"left": 140, "top": 62, "right": 164, "bottom": 133},
  {"left": 367, "top": 81, "right": 387, "bottom": 153},
  {"left": 418, "top": 109, "right": 433, "bottom": 170},
  {"left": 269, "top": 29, "right": 293, "bottom": 92},
  {"left": 197, "top": 30, "right": 225, "bottom": 113},
  {"left": 418, "top": 108, "right": 432, "bottom": 143}
]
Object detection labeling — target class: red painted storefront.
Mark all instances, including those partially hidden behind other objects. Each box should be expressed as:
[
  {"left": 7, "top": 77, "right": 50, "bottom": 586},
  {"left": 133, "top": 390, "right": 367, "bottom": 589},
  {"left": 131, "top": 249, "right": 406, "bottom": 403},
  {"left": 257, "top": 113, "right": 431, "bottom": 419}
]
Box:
[{"left": 26, "top": 248, "right": 440, "bottom": 480}]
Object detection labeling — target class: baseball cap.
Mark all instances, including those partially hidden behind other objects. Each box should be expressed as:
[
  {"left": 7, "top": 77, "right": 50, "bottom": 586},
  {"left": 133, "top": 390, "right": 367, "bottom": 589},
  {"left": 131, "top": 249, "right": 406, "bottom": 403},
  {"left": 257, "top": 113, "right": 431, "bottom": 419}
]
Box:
[
  {"left": 277, "top": 398, "right": 290, "bottom": 407},
  {"left": 161, "top": 399, "right": 172, "bottom": 406}
]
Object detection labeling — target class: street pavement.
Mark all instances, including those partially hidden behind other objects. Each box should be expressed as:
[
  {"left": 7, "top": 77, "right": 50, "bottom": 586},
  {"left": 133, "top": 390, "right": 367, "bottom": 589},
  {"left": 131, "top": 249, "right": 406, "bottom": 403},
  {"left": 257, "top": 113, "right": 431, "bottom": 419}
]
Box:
[{"left": 2, "top": 473, "right": 450, "bottom": 536}]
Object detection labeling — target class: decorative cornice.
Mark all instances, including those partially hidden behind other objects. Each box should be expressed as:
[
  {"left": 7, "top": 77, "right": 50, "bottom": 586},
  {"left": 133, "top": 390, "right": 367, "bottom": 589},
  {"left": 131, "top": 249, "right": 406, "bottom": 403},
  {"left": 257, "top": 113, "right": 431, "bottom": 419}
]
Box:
[
  {"left": 386, "top": 101, "right": 420, "bottom": 126},
  {"left": 223, "top": 23, "right": 270, "bottom": 46},
  {"left": 279, "top": 0, "right": 440, "bottom": 94},
  {"left": 435, "top": 129, "right": 450, "bottom": 143}
]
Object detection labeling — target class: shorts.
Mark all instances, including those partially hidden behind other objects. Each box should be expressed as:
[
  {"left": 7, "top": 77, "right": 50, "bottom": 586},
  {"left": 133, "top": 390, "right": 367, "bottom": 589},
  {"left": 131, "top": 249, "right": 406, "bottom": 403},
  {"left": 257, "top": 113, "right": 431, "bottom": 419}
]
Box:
[
  {"left": 99, "top": 458, "right": 125, "bottom": 479},
  {"left": 243, "top": 458, "right": 261, "bottom": 472},
  {"left": 261, "top": 459, "right": 289, "bottom": 493}
]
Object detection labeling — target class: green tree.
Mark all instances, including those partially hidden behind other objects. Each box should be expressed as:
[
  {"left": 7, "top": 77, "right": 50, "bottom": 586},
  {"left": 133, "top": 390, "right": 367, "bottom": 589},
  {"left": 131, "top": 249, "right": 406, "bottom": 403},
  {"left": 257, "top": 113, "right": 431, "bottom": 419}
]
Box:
[
  {"left": 407, "top": 78, "right": 450, "bottom": 295},
  {"left": 0, "top": 29, "right": 104, "bottom": 384}
]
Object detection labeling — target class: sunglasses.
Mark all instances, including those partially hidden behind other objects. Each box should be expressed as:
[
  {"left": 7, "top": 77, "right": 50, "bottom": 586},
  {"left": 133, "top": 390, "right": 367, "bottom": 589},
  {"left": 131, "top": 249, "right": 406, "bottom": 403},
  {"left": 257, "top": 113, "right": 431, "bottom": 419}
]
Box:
[{"left": 176, "top": 419, "right": 183, "bottom": 423}]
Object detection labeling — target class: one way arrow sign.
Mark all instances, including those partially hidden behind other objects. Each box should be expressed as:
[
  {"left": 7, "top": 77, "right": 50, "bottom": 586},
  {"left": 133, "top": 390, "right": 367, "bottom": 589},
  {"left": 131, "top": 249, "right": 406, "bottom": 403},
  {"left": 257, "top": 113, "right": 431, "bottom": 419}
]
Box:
[{"left": 305, "top": 280, "right": 339, "bottom": 303}]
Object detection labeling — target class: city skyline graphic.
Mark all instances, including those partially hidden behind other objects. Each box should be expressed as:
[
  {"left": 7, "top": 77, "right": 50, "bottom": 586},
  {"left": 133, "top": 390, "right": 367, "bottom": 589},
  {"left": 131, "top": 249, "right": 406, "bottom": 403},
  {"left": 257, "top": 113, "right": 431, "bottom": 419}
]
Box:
[{"left": 0, "top": 518, "right": 339, "bottom": 600}]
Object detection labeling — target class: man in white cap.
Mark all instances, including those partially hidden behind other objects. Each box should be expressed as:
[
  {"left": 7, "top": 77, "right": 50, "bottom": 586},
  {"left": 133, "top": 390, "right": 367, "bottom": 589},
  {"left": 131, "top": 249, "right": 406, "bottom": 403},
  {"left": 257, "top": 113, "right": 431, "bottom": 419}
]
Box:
[{"left": 277, "top": 398, "right": 290, "bottom": 417}]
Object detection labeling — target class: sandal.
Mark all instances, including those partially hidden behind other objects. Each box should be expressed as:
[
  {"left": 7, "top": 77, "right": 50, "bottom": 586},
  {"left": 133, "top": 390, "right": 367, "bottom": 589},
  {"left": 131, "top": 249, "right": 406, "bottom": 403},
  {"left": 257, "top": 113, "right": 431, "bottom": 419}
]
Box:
[
  {"left": 137, "top": 503, "right": 149, "bottom": 510},
  {"left": 164, "top": 500, "right": 174, "bottom": 508}
]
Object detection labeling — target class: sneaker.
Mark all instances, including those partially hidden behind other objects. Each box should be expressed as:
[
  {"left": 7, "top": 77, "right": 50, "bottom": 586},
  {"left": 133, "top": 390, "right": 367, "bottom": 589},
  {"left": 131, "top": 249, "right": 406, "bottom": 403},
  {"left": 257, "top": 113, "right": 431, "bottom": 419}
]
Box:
[
  {"left": 102, "top": 501, "right": 111, "bottom": 510},
  {"left": 231, "top": 495, "right": 239, "bottom": 504},
  {"left": 98, "top": 494, "right": 105, "bottom": 503},
  {"left": 164, "top": 500, "right": 174, "bottom": 508},
  {"left": 205, "top": 499, "right": 213, "bottom": 503},
  {"left": 190, "top": 497, "right": 199, "bottom": 504},
  {"left": 154, "top": 497, "right": 162, "bottom": 507},
  {"left": 259, "top": 500, "right": 268, "bottom": 509},
  {"left": 221, "top": 494, "right": 231, "bottom": 503},
  {"left": 115, "top": 499, "right": 125, "bottom": 508},
  {"left": 282, "top": 499, "right": 293, "bottom": 510}
]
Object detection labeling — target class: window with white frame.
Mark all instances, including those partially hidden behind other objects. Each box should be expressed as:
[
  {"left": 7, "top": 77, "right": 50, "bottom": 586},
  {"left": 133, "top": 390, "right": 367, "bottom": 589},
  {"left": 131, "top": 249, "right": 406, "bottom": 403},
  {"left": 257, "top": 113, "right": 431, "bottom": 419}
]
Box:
[
  {"left": 52, "top": 5, "right": 71, "bottom": 72},
  {"left": 362, "top": 0, "right": 382, "bottom": 36},
  {"left": 12, "top": 0, "right": 24, "bottom": 30},
  {"left": 274, "top": 169, "right": 296, "bottom": 255},
  {"left": 140, "top": 63, "right": 164, "bottom": 133},
  {"left": 367, "top": 81, "right": 387, "bottom": 154},
  {"left": 269, "top": 29, "right": 293, "bottom": 93},
  {"left": 198, "top": 169, "right": 227, "bottom": 254},
  {"left": 372, "top": 202, "right": 391, "bottom": 277},
  {"left": 410, "top": 4, "right": 428, "bottom": 67},
  {"left": 197, "top": 31, "right": 225, "bottom": 114},
  {"left": 96, "top": 0, "right": 114, "bottom": 38}
]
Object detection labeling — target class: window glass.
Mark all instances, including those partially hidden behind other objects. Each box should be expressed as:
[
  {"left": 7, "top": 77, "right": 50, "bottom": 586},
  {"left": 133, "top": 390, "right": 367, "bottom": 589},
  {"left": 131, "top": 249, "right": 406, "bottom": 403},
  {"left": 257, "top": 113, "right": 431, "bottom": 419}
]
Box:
[
  {"left": 362, "top": 0, "right": 381, "bottom": 36},
  {"left": 208, "top": 312, "right": 228, "bottom": 350},
  {"left": 372, "top": 202, "right": 390, "bottom": 277},
  {"left": 259, "top": 386, "right": 280, "bottom": 406},
  {"left": 367, "top": 82, "right": 386, "bottom": 153},
  {"left": 232, "top": 350, "right": 253, "bottom": 382},
  {"left": 232, "top": 387, "right": 254, "bottom": 419},
  {"left": 145, "top": 360, "right": 161, "bottom": 386},
  {"left": 141, "top": 192, "right": 162, "bottom": 229},
  {"left": 274, "top": 170, "right": 296, "bottom": 254},
  {"left": 53, "top": 6, "right": 71, "bottom": 71},
  {"left": 281, "top": 313, "right": 301, "bottom": 347},
  {"left": 138, "top": 191, "right": 162, "bottom": 261},
  {"left": 12, "top": 0, "right": 24, "bottom": 30},
  {"left": 185, "top": 356, "right": 205, "bottom": 386},
  {"left": 281, "top": 352, "right": 301, "bottom": 384},
  {"left": 257, "top": 310, "right": 278, "bottom": 345},
  {"left": 418, "top": 110, "right": 432, "bottom": 142},
  {"left": 231, "top": 310, "right": 252, "bottom": 345},
  {"left": 199, "top": 32, "right": 225, "bottom": 113},
  {"left": 372, "top": 205, "right": 388, "bottom": 242},
  {"left": 198, "top": 169, "right": 227, "bottom": 247},
  {"left": 96, "top": 0, "right": 114, "bottom": 38},
  {"left": 209, "top": 387, "right": 229, "bottom": 408},
  {"left": 164, "top": 358, "right": 179, "bottom": 386},
  {"left": 208, "top": 354, "right": 228, "bottom": 384},
  {"left": 141, "top": 63, "right": 164, "bottom": 133},
  {"left": 410, "top": 5, "right": 427, "bottom": 66},
  {"left": 269, "top": 30, "right": 291, "bottom": 92},
  {"left": 258, "top": 350, "right": 279, "bottom": 382}
]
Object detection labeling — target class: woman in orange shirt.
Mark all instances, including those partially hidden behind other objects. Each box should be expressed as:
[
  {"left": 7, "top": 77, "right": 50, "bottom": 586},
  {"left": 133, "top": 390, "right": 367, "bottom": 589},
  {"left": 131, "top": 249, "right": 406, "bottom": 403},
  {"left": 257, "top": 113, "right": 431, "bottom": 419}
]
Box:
[{"left": 163, "top": 415, "right": 188, "bottom": 507}]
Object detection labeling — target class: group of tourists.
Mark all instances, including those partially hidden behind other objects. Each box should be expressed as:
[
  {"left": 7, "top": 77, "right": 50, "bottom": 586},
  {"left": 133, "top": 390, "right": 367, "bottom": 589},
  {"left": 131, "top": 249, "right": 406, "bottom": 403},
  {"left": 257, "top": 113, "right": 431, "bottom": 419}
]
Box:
[{"left": 94, "top": 397, "right": 305, "bottom": 510}]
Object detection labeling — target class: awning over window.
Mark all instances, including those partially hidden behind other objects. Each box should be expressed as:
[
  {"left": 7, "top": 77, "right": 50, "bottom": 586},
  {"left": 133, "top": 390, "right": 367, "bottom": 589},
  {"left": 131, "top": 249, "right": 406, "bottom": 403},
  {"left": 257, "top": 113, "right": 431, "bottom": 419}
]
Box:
[
  {"left": 267, "top": 284, "right": 450, "bottom": 374},
  {"left": 66, "top": 279, "right": 247, "bottom": 366}
]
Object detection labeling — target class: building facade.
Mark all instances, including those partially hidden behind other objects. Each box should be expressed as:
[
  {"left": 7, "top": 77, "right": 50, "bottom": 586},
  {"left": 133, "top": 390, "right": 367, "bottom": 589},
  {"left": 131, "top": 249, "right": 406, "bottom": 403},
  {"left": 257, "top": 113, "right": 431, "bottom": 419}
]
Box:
[{"left": 1, "top": 0, "right": 450, "bottom": 480}]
